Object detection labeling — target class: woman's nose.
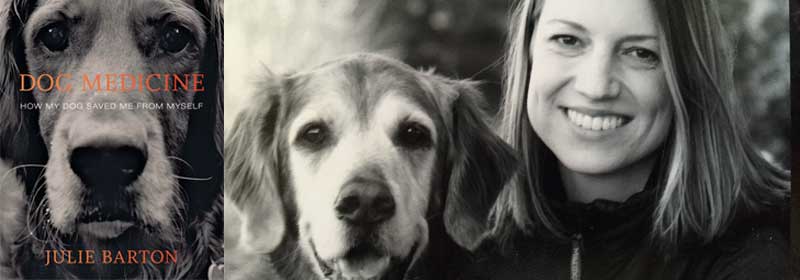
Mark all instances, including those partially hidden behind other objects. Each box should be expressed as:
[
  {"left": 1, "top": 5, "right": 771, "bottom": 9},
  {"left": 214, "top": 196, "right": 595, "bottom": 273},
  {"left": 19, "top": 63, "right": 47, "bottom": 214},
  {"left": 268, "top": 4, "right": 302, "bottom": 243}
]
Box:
[{"left": 573, "top": 51, "right": 620, "bottom": 100}]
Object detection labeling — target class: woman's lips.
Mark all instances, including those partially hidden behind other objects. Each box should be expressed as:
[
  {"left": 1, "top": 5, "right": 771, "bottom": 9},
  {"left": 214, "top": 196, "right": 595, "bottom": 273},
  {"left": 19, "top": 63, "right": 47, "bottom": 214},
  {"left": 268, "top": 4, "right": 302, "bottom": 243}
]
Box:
[{"left": 563, "top": 107, "right": 632, "bottom": 131}]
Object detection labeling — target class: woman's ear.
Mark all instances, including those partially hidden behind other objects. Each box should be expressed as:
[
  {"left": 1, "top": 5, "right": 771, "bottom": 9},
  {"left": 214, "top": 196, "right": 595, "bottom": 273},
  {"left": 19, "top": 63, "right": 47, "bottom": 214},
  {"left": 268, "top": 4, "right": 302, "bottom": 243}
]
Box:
[
  {"left": 224, "top": 73, "right": 286, "bottom": 254},
  {"left": 431, "top": 78, "right": 519, "bottom": 251}
]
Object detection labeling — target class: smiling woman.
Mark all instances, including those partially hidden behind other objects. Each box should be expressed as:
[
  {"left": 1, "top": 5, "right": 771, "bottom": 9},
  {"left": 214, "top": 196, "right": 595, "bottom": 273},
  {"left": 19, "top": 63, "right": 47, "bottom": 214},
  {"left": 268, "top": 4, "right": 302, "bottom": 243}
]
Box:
[
  {"left": 526, "top": 0, "right": 673, "bottom": 204},
  {"left": 454, "top": 0, "right": 792, "bottom": 279}
]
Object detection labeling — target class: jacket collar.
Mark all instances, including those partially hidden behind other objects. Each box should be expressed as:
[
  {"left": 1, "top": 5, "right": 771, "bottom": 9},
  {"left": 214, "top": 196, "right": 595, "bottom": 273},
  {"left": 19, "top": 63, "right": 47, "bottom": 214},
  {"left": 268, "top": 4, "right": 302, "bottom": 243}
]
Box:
[{"left": 543, "top": 164, "right": 661, "bottom": 242}]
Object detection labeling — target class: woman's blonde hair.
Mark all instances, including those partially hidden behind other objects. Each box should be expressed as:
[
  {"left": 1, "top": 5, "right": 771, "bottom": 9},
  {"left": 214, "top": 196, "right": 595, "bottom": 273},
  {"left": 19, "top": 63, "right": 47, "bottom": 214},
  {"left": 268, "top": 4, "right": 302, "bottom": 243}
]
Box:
[{"left": 490, "top": 0, "right": 789, "bottom": 251}]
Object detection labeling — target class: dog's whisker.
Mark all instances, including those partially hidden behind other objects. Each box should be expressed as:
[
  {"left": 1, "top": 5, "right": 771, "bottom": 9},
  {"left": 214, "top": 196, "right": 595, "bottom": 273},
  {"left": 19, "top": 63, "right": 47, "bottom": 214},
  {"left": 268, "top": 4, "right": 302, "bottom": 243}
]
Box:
[
  {"left": 168, "top": 156, "right": 195, "bottom": 171},
  {"left": 26, "top": 174, "right": 48, "bottom": 213},
  {"left": 24, "top": 178, "right": 45, "bottom": 217},
  {"left": 3, "top": 164, "right": 46, "bottom": 190},
  {"left": 174, "top": 175, "right": 213, "bottom": 181},
  {"left": 32, "top": 203, "right": 53, "bottom": 236},
  {"left": 31, "top": 169, "right": 48, "bottom": 197},
  {"left": 8, "top": 163, "right": 47, "bottom": 172},
  {"left": 28, "top": 181, "right": 68, "bottom": 252},
  {"left": 1, "top": 164, "right": 44, "bottom": 193},
  {"left": 25, "top": 184, "right": 52, "bottom": 244}
]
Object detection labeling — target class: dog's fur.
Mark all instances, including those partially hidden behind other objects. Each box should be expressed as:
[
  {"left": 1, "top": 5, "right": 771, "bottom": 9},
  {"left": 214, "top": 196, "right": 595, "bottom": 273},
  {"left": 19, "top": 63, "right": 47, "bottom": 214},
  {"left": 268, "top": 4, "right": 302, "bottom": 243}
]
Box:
[
  {"left": 0, "top": 0, "right": 224, "bottom": 278},
  {"left": 225, "top": 54, "right": 517, "bottom": 280}
]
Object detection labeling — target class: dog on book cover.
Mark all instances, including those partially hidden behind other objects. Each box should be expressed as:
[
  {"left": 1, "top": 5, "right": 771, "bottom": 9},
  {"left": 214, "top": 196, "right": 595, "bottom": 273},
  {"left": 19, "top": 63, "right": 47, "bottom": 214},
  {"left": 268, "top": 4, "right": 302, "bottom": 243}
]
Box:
[{"left": 0, "top": 0, "right": 224, "bottom": 279}]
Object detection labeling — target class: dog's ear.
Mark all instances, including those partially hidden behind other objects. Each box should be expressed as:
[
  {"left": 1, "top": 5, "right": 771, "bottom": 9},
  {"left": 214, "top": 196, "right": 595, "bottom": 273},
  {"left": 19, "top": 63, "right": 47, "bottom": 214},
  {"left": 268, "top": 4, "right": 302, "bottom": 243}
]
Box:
[
  {"left": 0, "top": 0, "right": 26, "bottom": 159},
  {"left": 172, "top": 0, "right": 224, "bottom": 227},
  {"left": 195, "top": 0, "right": 224, "bottom": 154},
  {"left": 185, "top": 0, "right": 224, "bottom": 157},
  {"left": 427, "top": 77, "right": 518, "bottom": 251},
  {"left": 1, "top": 0, "right": 46, "bottom": 181},
  {"left": 224, "top": 72, "right": 286, "bottom": 254}
]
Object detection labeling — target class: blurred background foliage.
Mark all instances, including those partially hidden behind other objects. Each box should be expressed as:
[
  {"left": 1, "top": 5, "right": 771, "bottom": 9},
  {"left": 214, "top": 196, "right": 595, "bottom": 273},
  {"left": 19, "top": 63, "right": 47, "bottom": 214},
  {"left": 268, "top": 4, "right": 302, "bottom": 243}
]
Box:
[{"left": 226, "top": 0, "right": 789, "bottom": 167}]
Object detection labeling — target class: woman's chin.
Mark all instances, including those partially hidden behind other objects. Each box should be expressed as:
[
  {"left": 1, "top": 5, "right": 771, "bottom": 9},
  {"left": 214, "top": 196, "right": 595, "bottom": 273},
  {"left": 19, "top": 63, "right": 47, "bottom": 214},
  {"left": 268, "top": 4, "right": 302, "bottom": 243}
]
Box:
[{"left": 553, "top": 149, "right": 629, "bottom": 175}]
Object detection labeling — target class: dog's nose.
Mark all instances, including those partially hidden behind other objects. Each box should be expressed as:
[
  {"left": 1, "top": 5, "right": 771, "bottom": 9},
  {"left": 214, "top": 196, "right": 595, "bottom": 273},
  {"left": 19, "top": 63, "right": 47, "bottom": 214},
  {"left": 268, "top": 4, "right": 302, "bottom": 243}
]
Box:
[
  {"left": 69, "top": 146, "right": 146, "bottom": 188},
  {"left": 335, "top": 180, "right": 395, "bottom": 225}
]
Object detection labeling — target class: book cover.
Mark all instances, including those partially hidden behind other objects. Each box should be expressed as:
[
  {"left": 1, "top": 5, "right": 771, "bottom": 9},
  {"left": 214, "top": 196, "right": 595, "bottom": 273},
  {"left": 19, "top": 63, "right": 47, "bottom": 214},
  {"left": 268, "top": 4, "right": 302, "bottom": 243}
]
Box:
[{"left": 0, "top": 0, "right": 224, "bottom": 279}]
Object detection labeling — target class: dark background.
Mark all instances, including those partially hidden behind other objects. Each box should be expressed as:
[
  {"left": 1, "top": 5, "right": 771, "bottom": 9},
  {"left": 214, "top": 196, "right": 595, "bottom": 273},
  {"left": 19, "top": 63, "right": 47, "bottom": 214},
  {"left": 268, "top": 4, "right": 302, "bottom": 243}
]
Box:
[{"left": 790, "top": 0, "right": 799, "bottom": 272}]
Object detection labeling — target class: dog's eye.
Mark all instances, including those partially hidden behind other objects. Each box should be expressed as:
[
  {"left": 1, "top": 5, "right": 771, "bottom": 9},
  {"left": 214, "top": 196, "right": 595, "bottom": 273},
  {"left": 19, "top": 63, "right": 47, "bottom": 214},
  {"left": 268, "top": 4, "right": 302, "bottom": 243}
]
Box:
[
  {"left": 296, "top": 123, "right": 330, "bottom": 150},
  {"left": 159, "top": 24, "right": 193, "bottom": 53},
  {"left": 37, "top": 22, "right": 69, "bottom": 52},
  {"left": 395, "top": 122, "right": 432, "bottom": 150}
]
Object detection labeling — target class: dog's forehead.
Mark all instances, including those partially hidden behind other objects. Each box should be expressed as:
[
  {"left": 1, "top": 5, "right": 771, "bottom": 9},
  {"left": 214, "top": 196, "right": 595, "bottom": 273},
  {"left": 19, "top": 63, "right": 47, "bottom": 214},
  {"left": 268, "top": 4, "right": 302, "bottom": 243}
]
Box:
[
  {"left": 32, "top": 0, "right": 198, "bottom": 22},
  {"left": 293, "top": 56, "right": 441, "bottom": 123},
  {"left": 35, "top": 0, "right": 195, "bottom": 7},
  {"left": 26, "top": 0, "right": 207, "bottom": 73}
]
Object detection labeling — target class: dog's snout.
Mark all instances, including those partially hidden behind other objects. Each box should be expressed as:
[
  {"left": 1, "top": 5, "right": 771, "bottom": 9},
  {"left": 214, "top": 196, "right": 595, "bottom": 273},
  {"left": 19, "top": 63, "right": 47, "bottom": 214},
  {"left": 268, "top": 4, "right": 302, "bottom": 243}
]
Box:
[
  {"left": 335, "top": 180, "right": 395, "bottom": 225},
  {"left": 69, "top": 146, "right": 147, "bottom": 188}
]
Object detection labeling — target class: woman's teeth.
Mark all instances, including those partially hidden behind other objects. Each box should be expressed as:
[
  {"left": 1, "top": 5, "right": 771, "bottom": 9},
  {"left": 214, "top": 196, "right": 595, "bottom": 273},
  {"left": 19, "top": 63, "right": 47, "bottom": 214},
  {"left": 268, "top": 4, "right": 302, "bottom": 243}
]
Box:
[{"left": 566, "top": 109, "right": 627, "bottom": 131}]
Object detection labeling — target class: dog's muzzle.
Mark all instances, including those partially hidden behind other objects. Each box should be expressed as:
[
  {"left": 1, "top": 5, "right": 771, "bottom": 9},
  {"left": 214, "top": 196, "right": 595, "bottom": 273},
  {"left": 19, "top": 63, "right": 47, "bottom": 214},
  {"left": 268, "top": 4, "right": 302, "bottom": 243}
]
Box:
[
  {"left": 308, "top": 176, "right": 409, "bottom": 279},
  {"left": 69, "top": 145, "right": 147, "bottom": 239}
]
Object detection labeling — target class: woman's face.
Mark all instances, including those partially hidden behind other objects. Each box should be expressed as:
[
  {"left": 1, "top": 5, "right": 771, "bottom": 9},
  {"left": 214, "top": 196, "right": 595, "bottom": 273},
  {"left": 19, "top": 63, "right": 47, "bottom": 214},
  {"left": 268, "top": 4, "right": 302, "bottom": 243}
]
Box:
[{"left": 526, "top": 0, "right": 673, "bottom": 176}]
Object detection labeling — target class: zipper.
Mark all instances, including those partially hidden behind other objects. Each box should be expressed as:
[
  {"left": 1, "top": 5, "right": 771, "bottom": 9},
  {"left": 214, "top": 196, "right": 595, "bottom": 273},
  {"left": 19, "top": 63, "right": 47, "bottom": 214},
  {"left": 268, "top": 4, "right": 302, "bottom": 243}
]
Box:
[{"left": 570, "top": 233, "right": 583, "bottom": 280}]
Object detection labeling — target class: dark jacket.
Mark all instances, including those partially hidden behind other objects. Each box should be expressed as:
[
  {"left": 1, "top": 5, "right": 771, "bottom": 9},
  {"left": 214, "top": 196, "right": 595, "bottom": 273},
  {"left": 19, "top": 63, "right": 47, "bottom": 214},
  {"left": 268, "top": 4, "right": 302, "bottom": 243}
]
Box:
[{"left": 455, "top": 177, "right": 791, "bottom": 280}]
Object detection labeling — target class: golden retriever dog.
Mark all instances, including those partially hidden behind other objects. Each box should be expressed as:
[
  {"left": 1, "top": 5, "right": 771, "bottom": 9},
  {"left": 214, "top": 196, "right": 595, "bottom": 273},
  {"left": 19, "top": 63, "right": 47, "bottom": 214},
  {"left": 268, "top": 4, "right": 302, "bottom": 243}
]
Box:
[
  {"left": 225, "top": 54, "right": 517, "bottom": 280},
  {"left": 0, "top": 0, "right": 223, "bottom": 279}
]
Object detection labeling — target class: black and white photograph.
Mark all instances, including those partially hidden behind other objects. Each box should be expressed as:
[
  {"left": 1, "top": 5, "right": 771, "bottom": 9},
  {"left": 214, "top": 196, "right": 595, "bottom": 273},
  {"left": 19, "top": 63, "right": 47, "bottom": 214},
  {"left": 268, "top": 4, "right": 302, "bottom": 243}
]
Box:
[{"left": 225, "top": 0, "right": 792, "bottom": 279}]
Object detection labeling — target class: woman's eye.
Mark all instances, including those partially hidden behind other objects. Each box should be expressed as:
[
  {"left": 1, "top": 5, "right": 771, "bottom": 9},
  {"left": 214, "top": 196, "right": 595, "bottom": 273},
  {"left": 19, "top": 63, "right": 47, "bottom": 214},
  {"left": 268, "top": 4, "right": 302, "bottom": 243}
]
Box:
[
  {"left": 623, "top": 47, "right": 660, "bottom": 67},
  {"left": 296, "top": 123, "right": 330, "bottom": 150},
  {"left": 395, "top": 121, "right": 432, "bottom": 150},
  {"left": 159, "top": 23, "right": 194, "bottom": 53},
  {"left": 37, "top": 22, "right": 69, "bottom": 52},
  {"left": 550, "top": 35, "right": 582, "bottom": 48}
]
